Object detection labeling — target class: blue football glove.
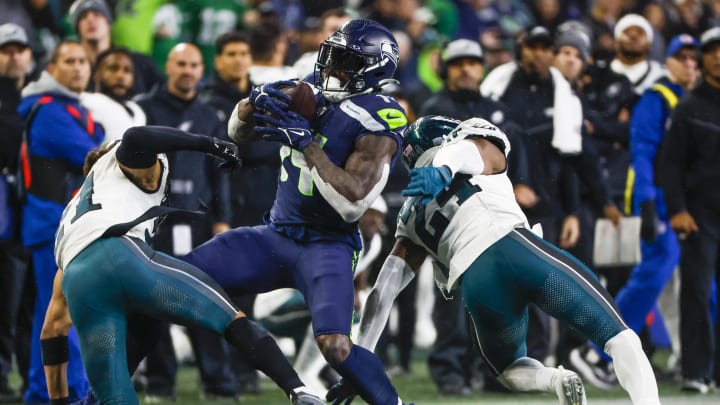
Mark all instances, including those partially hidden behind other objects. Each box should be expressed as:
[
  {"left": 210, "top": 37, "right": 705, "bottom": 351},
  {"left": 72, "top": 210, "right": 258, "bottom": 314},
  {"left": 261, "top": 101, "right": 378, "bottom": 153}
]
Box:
[
  {"left": 401, "top": 166, "right": 453, "bottom": 204},
  {"left": 249, "top": 80, "right": 294, "bottom": 116},
  {"left": 326, "top": 379, "right": 357, "bottom": 405},
  {"left": 254, "top": 111, "right": 314, "bottom": 151}
]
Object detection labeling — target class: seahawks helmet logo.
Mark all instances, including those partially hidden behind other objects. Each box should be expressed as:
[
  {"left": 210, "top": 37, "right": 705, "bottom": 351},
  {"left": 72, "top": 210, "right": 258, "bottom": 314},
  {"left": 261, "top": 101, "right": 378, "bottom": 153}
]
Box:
[{"left": 380, "top": 42, "right": 399, "bottom": 67}]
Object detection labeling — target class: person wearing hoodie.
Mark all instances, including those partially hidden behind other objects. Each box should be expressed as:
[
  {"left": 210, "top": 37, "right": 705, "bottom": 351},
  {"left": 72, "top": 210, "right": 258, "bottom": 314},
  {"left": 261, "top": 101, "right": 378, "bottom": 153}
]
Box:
[
  {"left": 197, "top": 30, "right": 261, "bottom": 396},
  {"left": 18, "top": 40, "right": 104, "bottom": 404}
]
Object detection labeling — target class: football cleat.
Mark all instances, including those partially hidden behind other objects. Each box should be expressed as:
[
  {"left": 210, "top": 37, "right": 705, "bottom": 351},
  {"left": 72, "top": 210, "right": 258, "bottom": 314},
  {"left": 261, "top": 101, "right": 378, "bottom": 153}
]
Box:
[{"left": 554, "top": 366, "right": 587, "bottom": 405}]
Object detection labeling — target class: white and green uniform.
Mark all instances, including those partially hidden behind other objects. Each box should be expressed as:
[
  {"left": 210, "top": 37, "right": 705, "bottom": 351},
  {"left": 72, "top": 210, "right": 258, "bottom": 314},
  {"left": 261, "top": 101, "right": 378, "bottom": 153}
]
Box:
[
  {"left": 55, "top": 143, "right": 237, "bottom": 404},
  {"left": 397, "top": 127, "right": 627, "bottom": 375},
  {"left": 55, "top": 143, "right": 168, "bottom": 270}
]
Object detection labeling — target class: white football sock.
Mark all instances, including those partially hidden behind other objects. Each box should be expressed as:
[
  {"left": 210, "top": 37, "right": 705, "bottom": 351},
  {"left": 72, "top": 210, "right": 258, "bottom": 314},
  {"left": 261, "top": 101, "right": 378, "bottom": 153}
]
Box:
[{"left": 604, "top": 329, "right": 661, "bottom": 405}]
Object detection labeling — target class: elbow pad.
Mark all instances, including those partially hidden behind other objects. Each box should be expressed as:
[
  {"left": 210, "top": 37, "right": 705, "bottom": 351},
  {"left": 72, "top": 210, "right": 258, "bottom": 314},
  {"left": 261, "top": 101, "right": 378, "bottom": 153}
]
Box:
[
  {"left": 310, "top": 164, "right": 390, "bottom": 223},
  {"left": 357, "top": 255, "right": 415, "bottom": 351}
]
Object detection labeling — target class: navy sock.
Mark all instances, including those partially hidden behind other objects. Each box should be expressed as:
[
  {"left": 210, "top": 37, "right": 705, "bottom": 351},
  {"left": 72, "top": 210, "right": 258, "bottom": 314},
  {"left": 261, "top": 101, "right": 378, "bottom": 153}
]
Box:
[
  {"left": 224, "top": 317, "right": 303, "bottom": 396},
  {"left": 334, "top": 345, "right": 399, "bottom": 405}
]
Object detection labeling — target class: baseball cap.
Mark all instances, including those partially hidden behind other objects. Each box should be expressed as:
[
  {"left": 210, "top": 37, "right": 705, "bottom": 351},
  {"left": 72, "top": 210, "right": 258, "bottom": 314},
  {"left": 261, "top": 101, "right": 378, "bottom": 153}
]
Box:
[
  {"left": 523, "top": 26, "right": 553, "bottom": 47},
  {"left": 0, "top": 23, "right": 29, "bottom": 48},
  {"left": 614, "top": 14, "right": 654, "bottom": 43},
  {"left": 442, "top": 39, "right": 484, "bottom": 64},
  {"left": 666, "top": 34, "right": 699, "bottom": 58},
  {"left": 700, "top": 27, "right": 720, "bottom": 53},
  {"left": 69, "top": 0, "right": 113, "bottom": 30}
]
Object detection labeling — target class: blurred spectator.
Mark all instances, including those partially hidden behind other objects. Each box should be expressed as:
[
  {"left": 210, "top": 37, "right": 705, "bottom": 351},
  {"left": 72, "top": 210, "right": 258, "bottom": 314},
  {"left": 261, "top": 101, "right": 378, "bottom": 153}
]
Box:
[
  {"left": 583, "top": 0, "right": 626, "bottom": 63},
  {"left": 425, "top": 0, "right": 459, "bottom": 39},
  {"left": 480, "top": 28, "right": 515, "bottom": 71},
  {"left": 69, "top": 0, "right": 164, "bottom": 97},
  {"left": 454, "top": 0, "right": 533, "bottom": 43},
  {"left": 481, "top": 27, "right": 583, "bottom": 367},
  {"left": 136, "top": 43, "right": 234, "bottom": 401},
  {"left": 109, "top": 0, "right": 165, "bottom": 55},
  {"left": 551, "top": 25, "right": 625, "bottom": 376},
  {"left": 611, "top": 14, "right": 666, "bottom": 96},
  {"left": 80, "top": 48, "right": 146, "bottom": 143},
  {"left": 644, "top": 2, "right": 668, "bottom": 62},
  {"left": 198, "top": 31, "right": 260, "bottom": 394},
  {"left": 248, "top": 20, "right": 297, "bottom": 84},
  {"left": 19, "top": 40, "right": 104, "bottom": 404},
  {"left": 0, "top": 0, "right": 63, "bottom": 64},
  {"left": 150, "top": 0, "right": 250, "bottom": 74},
  {"left": 293, "top": 8, "right": 352, "bottom": 79},
  {"left": 665, "top": 0, "right": 713, "bottom": 40},
  {"left": 658, "top": 27, "right": 720, "bottom": 394},
  {"left": 605, "top": 33, "right": 700, "bottom": 383},
  {"left": 419, "top": 38, "right": 512, "bottom": 396},
  {"left": 0, "top": 23, "right": 34, "bottom": 403},
  {"left": 531, "top": 0, "right": 566, "bottom": 34}
]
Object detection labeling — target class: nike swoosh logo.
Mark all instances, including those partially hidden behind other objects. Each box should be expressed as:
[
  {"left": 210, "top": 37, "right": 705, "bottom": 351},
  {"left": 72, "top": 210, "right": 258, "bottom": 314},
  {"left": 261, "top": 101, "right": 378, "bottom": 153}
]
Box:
[
  {"left": 385, "top": 113, "right": 402, "bottom": 120},
  {"left": 289, "top": 130, "right": 306, "bottom": 136}
]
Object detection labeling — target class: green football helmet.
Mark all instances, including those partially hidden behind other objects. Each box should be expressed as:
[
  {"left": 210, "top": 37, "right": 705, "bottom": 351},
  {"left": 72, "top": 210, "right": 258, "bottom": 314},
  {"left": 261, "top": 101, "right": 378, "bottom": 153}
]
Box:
[{"left": 401, "top": 115, "right": 460, "bottom": 170}]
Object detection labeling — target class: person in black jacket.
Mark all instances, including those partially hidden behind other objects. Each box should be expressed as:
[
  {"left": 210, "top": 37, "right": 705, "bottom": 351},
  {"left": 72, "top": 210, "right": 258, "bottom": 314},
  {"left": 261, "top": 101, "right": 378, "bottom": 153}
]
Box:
[
  {"left": 0, "top": 23, "right": 34, "bottom": 403},
  {"left": 658, "top": 27, "right": 720, "bottom": 394},
  {"left": 136, "top": 43, "right": 235, "bottom": 401},
  {"left": 198, "top": 31, "right": 262, "bottom": 395},
  {"left": 418, "top": 38, "right": 515, "bottom": 396}
]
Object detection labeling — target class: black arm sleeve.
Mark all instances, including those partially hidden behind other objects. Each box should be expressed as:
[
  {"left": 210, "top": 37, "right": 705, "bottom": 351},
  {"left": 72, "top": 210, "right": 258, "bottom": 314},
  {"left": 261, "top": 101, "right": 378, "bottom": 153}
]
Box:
[{"left": 116, "top": 126, "right": 215, "bottom": 169}]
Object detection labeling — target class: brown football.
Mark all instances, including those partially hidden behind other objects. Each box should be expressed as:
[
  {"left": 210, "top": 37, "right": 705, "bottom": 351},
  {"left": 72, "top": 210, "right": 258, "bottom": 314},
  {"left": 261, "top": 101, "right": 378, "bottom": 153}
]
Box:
[
  {"left": 285, "top": 80, "right": 317, "bottom": 120},
  {"left": 232, "top": 81, "right": 317, "bottom": 143}
]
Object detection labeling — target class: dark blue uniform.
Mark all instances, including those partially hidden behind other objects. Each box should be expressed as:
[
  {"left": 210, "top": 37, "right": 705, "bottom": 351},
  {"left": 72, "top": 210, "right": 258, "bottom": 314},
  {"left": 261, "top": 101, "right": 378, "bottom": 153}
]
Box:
[{"left": 184, "top": 92, "right": 405, "bottom": 336}]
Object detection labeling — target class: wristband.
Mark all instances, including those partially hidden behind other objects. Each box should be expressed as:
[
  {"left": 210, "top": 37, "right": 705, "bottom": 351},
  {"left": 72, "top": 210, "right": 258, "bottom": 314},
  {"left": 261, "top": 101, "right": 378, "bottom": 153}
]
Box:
[{"left": 41, "top": 336, "right": 69, "bottom": 365}]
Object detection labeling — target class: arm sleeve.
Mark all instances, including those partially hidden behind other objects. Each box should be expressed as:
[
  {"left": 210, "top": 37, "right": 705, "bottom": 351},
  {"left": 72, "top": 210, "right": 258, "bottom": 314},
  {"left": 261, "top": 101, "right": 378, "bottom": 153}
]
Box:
[
  {"left": 657, "top": 106, "right": 690, "bottom": 216},
  {"left": 630, "top": 92, "right": 664, "bottom": 207},
  {"left": 116, "top": 125, "right": 217, "bottom": 169},
  {"left": 207, "top": 125, "right": 232, "bottom": 224},
  {"left": 356, "top": 255, "right": 416, "bottom": 351}
]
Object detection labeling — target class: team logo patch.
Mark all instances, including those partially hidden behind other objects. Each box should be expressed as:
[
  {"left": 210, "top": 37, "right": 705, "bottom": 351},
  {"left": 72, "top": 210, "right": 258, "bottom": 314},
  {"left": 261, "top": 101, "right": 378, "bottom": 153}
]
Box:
[{"left": 381, "top": 42, "right": 399, "bottom": 67}]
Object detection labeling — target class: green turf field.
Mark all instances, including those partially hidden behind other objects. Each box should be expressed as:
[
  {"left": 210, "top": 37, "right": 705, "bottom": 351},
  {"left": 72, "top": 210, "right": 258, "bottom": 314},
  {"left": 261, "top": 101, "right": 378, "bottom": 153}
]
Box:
[{"left": 7, "top": 357, "right": 719, "bottom": 404}]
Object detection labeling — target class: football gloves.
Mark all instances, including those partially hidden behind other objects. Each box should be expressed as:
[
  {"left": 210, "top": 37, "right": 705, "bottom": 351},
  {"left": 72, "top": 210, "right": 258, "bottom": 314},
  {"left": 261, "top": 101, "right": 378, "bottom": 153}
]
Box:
[
  {"left": 207, "top": 138, "right": 241, "bottom": 169},
  {"left": 249, "top": 80, "right": 294, "bottom": 116},
  {"left": 401, "top": 165, "right": 453, "bottom": 204},
  {"left": 254, "top": 111, "right": 314, "bottom": 151}
]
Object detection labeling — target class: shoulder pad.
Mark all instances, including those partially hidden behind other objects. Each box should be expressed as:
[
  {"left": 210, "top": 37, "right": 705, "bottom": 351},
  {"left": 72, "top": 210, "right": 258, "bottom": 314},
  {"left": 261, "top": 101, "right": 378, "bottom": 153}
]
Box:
[
  {"left": 445, "top": 118, "right": 511, "bottom": 157},
  {"left": 339, "top": 93, "right": 408, "bottom": 133}
]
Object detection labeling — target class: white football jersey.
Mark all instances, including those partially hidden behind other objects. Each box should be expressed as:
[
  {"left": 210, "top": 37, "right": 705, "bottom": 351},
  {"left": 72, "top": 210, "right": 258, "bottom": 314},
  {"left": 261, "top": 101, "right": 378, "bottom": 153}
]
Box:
[
  {"left": 396, "top": 129, "right": 527, "bottom": 291},
  {"left": 55, "top": 143, "right": 169, "bottom": 270}
]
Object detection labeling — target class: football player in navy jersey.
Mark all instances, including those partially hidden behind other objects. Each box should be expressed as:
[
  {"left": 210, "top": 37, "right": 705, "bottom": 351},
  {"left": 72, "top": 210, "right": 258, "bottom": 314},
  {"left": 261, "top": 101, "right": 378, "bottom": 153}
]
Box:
[{"left": 185, "top": 19, "right": 411, "bottom": 405}]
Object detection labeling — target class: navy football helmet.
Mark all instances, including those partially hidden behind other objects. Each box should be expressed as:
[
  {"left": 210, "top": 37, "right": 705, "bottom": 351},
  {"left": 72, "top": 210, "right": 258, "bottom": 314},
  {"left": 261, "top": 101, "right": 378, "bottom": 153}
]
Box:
[
  {"left": 315, "top": 19, "right": 399, "bottom": 102},
  {"left": 401, "top": 116, "right": 460, "bottom": 170}
]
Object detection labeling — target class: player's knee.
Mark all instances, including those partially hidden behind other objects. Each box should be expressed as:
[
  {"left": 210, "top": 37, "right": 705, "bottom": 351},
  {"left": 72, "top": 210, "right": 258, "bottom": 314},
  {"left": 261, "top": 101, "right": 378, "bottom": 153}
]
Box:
[{"left": 316, "top": 333, "right": 351, "bottom": 366}]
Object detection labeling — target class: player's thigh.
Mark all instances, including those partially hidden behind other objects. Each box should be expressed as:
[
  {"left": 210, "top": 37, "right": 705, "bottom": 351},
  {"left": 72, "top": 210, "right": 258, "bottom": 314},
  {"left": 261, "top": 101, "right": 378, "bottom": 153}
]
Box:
[
  {"left": 115, "top": 237, "right": 237, "bottom": 333},
  {"left": 506, "top": 228, "right": 626, "bottom": 348},
  {"left": 461, "top": 251, "right": 529, "bottom": 375},
  {"left": 295, "top": 242, "right": 356, "bottom": 337},
  {"left": 181, "top": 225, "right": 291, "bottom": 294},
  {"left": 61, "top": 265, "right": 135, "bottom": 404}
]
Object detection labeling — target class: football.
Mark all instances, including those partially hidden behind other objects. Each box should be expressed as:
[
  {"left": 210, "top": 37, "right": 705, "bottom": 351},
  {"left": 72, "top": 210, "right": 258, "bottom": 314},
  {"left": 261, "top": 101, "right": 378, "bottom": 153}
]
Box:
[
  {"left": 230, "top": 81, "right": 317, "bottom": 144},
  {"left": 285, "top": 80, "right": 317, "bottom": 120}
]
